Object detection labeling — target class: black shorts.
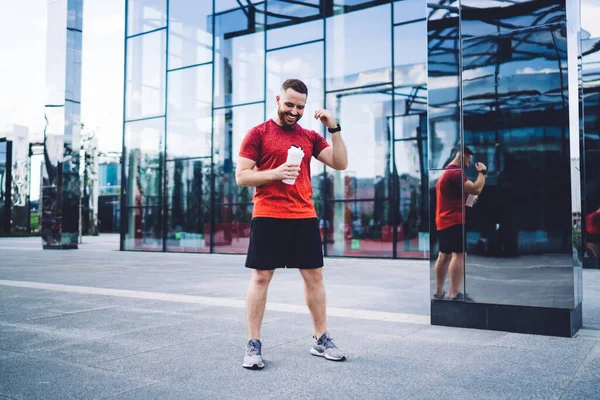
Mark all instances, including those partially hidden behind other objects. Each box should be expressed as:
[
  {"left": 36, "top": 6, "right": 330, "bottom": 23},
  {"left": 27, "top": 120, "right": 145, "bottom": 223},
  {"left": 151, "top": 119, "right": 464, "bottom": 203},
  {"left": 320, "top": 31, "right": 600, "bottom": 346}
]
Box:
[
  {"left": 438, "top": 224, "right": 464, "bottom": 254},
  {"left": 245, "top": 217, "right": 324, "bottom": 270}
]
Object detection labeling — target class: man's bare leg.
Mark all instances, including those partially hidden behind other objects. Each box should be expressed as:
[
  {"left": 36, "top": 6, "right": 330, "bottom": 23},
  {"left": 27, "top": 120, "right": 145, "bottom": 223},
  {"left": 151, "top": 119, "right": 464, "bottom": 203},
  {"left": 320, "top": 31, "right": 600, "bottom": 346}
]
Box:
[
  {"left": 247, "top": 269, "right": 275, "bottom": 340},
  {"left": 448, "top": 252, "right": 465, "bottom": 298},
  {"left": 434, "top": 252, "right": 451, "bottom": 297},
  {"left": 300, "top": 268, "right": 327, "bottom": 338}
]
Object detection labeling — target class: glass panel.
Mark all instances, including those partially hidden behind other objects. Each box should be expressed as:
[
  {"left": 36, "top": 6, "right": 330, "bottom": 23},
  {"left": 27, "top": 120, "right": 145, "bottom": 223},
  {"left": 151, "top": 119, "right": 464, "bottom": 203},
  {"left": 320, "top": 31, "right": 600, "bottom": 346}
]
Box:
[
  {"left": 213, "top": 203, "right": 254, "bottom": 254},
  {"left": 168, "top": 0, "right": 213, "bottom": 69},
  {"left": 124, "top": 118, "right": 164, "bottom": 208},
  {"left": 214, "top": 7, "right": 265, "bottom": 108},
  {"left": 427, "top": 1, "right": 460, "bottom": 170},
  {"left": 266, "top": 41, "right": 324, "bottom": 132},
  {"left": 429, "top": 167, "right": 465, "bottom": 301},
  {"left": 127, "top": 0, "right": 167, "bottom": 36},
  {"left": 267, "top": 20, "right": 322, "bottom": 50},
  {"left": 0, "top": 141, "right": 7, "bottom": 233},
  {"left": 213, "top": 104, "right": 264, "bottom": 205},
  {"left": 461, "top": 0, "right": 566, "bottom": 39},
  {"left": 126, "top": 30, "right": 166, "bottom": 120},
  {"left": 166, "top": 159, "right": 211, "bottom": 252},
  {"left": 167, "top": 64, "right": 212, "bottom": 159},
  {"left": 325, "top": 85, "right": 393, "bottom": 201},
  {"left": 462, "top": 25, "right": 575, "bottom": 308},
  {"left": 66, "top": 29, "right": 82, "bottom": 103},
  {"left": 326, "top": 4, "right": 392, "bottom": 91},
  {"left": 266, "top": 0, "right": 321, "bottom": 27},
  {"left": 394, "top": 0, "right": 425, "bottom": 24},
  {"left": 67, "top": 0, "right": 84, "bottom": 31},
  {"left": 123, "top": 206, "right": 163, "bottom": 250},
  {"left": 325, "top": 200, "right": 393, "bottom": 258},
  {"left": 394, "top": 20, "right": 426, "bottom": 88},
  {"left": 582, "top": 0, "right": 600, "bottom": 270},
  {"left": 395, "top": 136, "right": 429, "bottom": 258}
]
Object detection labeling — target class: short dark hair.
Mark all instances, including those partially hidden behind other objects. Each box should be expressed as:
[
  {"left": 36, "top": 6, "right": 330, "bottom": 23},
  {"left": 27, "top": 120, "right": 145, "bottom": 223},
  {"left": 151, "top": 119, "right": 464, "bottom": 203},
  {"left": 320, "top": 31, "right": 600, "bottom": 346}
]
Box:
[
  {"left": 281, "top": 79, "right": 308, "bottom": 97},
  {"left": 456, "top": 146, "right": 473, "bottom": 156}
]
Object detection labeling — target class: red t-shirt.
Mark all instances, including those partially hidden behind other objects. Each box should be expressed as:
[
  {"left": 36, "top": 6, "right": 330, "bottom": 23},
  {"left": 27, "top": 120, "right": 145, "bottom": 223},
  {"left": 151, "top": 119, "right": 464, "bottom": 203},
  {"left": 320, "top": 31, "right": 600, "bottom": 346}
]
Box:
[
  {"left": 587, "top": 210, "right": 600, "bottom": 235},
  {"left": 239, "top": 119, "right": 330, "bottom": 219},
  {"left": 435, "top": 164, "right": 467, "bottom": 231}
]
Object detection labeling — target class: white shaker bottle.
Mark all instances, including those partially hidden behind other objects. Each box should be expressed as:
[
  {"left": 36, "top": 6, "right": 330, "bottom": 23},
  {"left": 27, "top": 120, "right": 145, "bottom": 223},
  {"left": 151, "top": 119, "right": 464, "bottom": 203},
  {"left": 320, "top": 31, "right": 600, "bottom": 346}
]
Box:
[{"left": 282, "top": 145, "right": 304, "bottom": 185}]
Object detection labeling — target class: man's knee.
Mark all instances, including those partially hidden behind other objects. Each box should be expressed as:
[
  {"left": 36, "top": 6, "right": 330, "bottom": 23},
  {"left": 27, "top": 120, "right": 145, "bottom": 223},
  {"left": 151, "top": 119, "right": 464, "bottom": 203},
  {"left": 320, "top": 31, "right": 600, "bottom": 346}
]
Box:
[
  {"left": 301, "top": 268, "right": 323, "bottom": 286},
  {"left": 438, "top": 252, "right": 451, "bottom": 262},
  {"left": 251, "top": 269, "right": 275, "bottom": 287}
]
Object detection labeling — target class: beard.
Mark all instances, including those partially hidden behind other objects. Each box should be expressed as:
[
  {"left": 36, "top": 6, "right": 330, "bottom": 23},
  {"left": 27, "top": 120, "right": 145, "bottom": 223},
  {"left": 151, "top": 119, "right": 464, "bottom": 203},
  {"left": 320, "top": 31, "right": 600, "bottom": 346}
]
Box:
[{"left": 277, "top": 107, "right": 300, "bottom": 129}]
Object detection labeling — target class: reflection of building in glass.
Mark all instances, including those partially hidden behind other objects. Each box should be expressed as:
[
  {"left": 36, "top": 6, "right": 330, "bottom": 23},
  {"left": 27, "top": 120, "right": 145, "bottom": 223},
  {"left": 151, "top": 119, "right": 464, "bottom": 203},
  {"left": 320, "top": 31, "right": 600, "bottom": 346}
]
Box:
[
  {"left": 0, "top": 125, "right": 31, "bottom": 234},
  {"left": 119, "top": 0, "right": 593, "bottom": 270},
  {"left": 121, "top": 1, "right": 428, "bottom": 258},
  {"left": 98, "top": 155, "right": 121, "bottom": 233}
]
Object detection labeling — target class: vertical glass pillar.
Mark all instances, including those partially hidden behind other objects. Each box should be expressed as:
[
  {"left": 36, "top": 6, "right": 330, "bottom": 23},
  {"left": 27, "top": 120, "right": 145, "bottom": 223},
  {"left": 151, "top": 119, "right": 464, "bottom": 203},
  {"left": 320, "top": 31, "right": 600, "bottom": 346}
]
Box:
[
  {"left": 42, "top": 0, "right": 83, "bottom": 249},
  {"left": 428, "top": 0, "right": 583, "bottom": 337}
]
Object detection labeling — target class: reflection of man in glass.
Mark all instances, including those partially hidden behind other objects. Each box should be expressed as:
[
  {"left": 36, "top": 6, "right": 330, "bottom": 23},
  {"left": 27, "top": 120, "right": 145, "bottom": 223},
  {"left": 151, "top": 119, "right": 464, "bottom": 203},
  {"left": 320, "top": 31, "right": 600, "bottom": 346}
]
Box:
[
  {"left": 586, "top": 206, "right": 600, "bottom": 259},
  {"left": 236, "top": 79, "right": 349, "bottom": 369},
  {"left": 434, "top": 147, "right": 487, "bottom": 301}
]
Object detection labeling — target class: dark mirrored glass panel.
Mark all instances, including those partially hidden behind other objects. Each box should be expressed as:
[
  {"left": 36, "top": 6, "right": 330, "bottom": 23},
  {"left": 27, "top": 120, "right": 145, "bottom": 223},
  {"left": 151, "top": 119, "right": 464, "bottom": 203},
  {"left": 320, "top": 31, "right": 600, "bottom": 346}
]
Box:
[
  {"left": 326, "top": 4, "right": 392, "bottom": 91},
  {"left": 126, "top": 30, "right": 166, "bottom": 120},
  {"left": 214, "top": 6, "right": 265, "bottom": 108},
  {"left": 127, "top": 0, "right": 167, "bottom": 36},
  {"left": 266, "top": 41, "right": 324, "bottom": 132},
  {"left": 427, "top": 1, "right": 460, "bottom": 170},
  {"left": 582, "top": 0, "right": 600, "bottom": 269},
  {"left": 462, "top": 25, "right": 575, "bottom": 308},
  {"left": 266, "top": 0, "right": 321, "bottom": 27},
  {"left": 167, "top": 64, "right": 212, "bottom": 160},
  {"left": 461, "top": 0, "right": 566, "bottom": 39},
  {"left": 124, "top": 118, "right": 164, "bottom": 208},
  {"left": 325, "top": 200, "right": 393, "bottom": 258},
  {"left": 168, "top": 0, "right": 213, "bottom": 69},
  {"left": 394, "top": 0, "right": 424, "bottom": 24},
  {"left": 166, "top": 158, "right": 211, "bottom": 252},
  {"left": 428, "top": 167, "right": 465, "bottom": 301},
  {"left": 266, "top": 20, "right": 322, "bottom": 50},
  {"left": 213, "top": 104, "right": 263, "bottom": 205},
  {"left": 325, "top": 85, "right": 393, "bottom": 201},
  {"left": 213, "top": 204, "right": 254, "bottom": 254},
  {"left": 123, "top": 206, "right": 163, "bottom": 250}
]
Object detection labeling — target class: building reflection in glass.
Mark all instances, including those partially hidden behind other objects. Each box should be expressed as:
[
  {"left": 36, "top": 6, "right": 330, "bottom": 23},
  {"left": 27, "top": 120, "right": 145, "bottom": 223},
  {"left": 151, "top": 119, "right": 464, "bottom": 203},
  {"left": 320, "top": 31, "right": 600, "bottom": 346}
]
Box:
[
  {"left": 122, "top": 1, "right": 429, "bottom": 258},
  {"left": 42, "top": 0, "right": 82, "bottom": 249},
  {"left": 461, "top": 24, "right": 577, "bottom": 308},
  {"left": 582, "top": 0, "right": 600, "bottom": 269}
]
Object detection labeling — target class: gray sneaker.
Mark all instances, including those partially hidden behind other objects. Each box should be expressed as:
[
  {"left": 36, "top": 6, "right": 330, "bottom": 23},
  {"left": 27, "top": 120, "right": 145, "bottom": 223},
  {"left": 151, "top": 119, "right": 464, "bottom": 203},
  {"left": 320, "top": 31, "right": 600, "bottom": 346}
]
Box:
[
  {"left": 310, "top": 332, "right": 346, "bottom": 361},
  {"left": 243, "top": 339, "right": 265, "bottom": 369}
]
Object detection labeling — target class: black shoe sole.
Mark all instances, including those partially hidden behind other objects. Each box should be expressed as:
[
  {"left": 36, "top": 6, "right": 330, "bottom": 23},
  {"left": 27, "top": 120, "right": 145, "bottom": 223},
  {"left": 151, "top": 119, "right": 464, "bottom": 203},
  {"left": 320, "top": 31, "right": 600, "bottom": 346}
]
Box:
[{"left": 242, "top": 364, "right": 264, "bottom": 370}]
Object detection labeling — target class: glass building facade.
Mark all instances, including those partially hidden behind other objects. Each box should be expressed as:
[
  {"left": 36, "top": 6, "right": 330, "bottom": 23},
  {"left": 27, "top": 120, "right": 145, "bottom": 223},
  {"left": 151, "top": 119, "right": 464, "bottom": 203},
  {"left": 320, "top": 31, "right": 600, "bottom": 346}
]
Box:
[
  {"left": 121, "top": 0, "right": 428, "bottom": 257},
  {"left": 120, "top": 0, "right": 597, "bottom": 275}
]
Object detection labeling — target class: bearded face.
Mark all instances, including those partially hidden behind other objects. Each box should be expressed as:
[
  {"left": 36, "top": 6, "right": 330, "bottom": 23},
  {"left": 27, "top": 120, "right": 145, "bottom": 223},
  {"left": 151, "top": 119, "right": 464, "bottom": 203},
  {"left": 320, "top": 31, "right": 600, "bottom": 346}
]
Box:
[{"left": 276, "top": 88, "right": 307, "bottom": 129}]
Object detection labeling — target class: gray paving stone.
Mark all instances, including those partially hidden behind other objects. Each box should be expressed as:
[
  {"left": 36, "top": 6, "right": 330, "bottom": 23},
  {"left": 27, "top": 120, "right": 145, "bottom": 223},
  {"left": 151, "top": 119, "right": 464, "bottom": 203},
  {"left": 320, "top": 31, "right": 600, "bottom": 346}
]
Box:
[
  {"left": 0, "top": 354, "right": 157, "bottom": 400},
  {"left": 0, "top": 324, "right": 84, "bottom": 353},
  {"left": 412, "top": 345, "right": 585, "bottom": 400},
  {"left": 404, "top": 325, "right": 509, "bottom": 345},
  {"left": 0, "top": 308, "right": 65, "bottom": 323},
  {"left": 21, "top": 307, "right": 198, "bottom": 339},
  {"left": 562, "top": 342, "right": 600, "bottom": 400}
]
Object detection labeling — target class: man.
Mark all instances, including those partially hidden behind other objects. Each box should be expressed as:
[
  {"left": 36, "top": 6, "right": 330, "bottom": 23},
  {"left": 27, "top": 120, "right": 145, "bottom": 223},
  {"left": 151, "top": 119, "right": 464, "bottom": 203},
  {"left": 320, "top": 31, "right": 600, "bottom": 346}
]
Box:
[
  {"left": 236, "top": 79, "right": 348, "bottom": 369},
  {"left": 433, "top": 146, "right": 487, "bottom": 301}
]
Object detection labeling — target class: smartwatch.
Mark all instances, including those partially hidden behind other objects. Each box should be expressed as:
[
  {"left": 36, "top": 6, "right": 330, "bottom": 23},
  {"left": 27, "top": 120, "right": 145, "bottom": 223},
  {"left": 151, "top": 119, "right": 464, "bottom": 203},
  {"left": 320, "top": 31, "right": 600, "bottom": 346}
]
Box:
[
  {"left": 328, "top": 124, "right": 341, "bottom": 134},
  {"left": 478, "top": 169, "right": 487, "bottom": 176}
]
